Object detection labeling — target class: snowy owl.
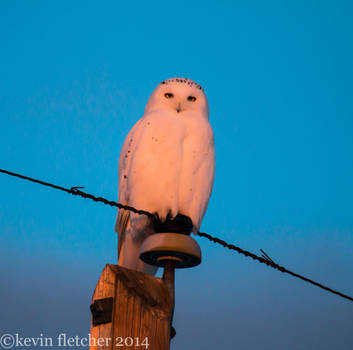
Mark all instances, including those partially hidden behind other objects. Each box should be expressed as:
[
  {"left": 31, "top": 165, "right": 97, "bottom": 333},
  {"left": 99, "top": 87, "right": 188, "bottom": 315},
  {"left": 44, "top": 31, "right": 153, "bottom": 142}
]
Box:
[{"left": 116, "top": 77, "right": 215, "bottom": 274}]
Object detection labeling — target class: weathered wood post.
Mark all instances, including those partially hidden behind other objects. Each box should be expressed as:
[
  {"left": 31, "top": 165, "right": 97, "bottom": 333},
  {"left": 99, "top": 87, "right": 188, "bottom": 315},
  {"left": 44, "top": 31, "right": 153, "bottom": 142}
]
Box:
[
  {"left": 89, "top": 223, "right": 201, "bottom": 350},
  {"left": 89, "top": 264, "right": 173, "bottom": 350}
]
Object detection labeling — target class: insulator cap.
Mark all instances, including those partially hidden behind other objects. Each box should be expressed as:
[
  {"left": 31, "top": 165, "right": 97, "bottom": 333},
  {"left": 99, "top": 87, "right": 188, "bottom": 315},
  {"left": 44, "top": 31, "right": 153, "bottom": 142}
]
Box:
[{"left": 139, "top": 233, "right": 202, "bottom": 268}]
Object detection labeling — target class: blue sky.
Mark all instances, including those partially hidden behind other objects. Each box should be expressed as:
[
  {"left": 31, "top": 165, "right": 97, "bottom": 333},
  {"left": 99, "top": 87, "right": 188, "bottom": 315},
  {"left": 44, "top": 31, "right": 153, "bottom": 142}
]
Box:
[{"left": 1, "top": 1, "right": 353, "bottom": 349}]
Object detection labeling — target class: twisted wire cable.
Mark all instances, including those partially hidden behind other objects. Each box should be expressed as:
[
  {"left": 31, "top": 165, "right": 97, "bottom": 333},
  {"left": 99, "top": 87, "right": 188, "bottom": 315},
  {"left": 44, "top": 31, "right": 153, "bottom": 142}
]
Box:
[{"left": 1, "top": 168, "right": 352, "bottom": 303}]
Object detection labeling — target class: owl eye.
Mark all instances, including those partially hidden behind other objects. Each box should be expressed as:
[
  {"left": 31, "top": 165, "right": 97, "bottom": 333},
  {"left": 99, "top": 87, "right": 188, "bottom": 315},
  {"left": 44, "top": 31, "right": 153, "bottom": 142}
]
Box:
[
  {"left": 187, "top": 96, "right": 197, "bottom": 102},
  {"left": 164, "top": 93, "right": 174, "bottom": 99}
]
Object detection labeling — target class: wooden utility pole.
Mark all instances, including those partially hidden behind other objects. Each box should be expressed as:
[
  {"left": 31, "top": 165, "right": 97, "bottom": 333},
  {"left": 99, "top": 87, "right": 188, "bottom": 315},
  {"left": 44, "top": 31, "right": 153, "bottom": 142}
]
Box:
[
  {"left": 89, "top": 264, "right": 174, "bottom": 350},
  {"left": 89, "top": 230, "right": 201, "bottom": 350}
]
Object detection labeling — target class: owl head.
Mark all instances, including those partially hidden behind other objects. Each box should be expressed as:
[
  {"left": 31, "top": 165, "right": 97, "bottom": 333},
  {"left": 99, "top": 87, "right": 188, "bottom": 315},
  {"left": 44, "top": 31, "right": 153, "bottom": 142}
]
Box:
[{"left": 144, "top": 77, "right": 209, "bottom": 118}]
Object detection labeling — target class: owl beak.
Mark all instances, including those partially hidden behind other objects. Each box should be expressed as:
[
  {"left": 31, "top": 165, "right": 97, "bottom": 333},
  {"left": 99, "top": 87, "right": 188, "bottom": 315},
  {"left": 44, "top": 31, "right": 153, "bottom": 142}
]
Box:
[{"left": 176, "top": 103, "right": 182, "bottom": 113}]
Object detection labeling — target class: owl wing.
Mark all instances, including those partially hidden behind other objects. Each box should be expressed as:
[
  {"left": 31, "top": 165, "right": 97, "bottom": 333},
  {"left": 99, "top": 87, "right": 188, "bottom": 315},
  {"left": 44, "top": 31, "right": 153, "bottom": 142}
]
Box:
[
  {"left": 193, "top": 125, "right": 215, "bottom": 231},
  {"left": 115, "top": 117, "right": 144, "bottom": 256},
  {"left": 178, "top": 118, "right": 215, "bottom": 232}
]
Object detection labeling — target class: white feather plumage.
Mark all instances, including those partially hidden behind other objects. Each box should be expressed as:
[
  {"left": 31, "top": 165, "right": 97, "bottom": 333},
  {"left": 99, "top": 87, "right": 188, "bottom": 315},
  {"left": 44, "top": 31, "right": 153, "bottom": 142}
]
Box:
[{"left": 116, "top": 78, "right": 215, "bottom": 274}]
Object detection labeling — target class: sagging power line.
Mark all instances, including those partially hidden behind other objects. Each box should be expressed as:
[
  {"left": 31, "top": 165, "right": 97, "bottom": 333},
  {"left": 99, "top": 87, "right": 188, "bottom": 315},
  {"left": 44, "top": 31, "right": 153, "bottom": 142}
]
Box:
[{"left": 1, "top": 168, "right": 352, "bottom": 303}]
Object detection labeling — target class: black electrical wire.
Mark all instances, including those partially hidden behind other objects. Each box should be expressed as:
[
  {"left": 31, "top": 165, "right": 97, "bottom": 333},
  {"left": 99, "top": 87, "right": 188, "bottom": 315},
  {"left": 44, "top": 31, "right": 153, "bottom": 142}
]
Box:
[{"left": 1, "top": 168, "right": 352, "bottom": 303}]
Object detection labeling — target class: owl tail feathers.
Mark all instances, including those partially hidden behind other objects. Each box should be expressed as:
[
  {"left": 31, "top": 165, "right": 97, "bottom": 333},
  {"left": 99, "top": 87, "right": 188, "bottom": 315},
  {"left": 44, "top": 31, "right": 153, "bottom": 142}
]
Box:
[{"left": 118, "top": 232, "right": 158, "bottom": 276}]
